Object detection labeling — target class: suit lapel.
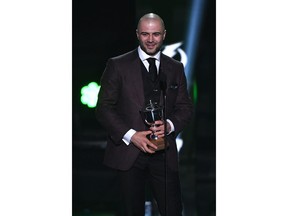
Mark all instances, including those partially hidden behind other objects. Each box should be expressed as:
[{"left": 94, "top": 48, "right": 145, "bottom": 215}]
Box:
[
  {"left": 159, "top": 54, "right": 170, "bottom": 85},
  {"left": 129, "top": 53, "right": 145, "bottom": 110}
]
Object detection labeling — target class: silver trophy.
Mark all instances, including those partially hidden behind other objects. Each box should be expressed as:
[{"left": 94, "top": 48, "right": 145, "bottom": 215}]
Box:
[{"left": 143, "top": 101, "right": 166, "bottom": 151}]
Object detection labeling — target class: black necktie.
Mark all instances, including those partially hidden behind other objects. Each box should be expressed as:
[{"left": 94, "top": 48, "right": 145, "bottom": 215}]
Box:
[{"left": 147, "top": 58, "right": 157, "bottom": 82}]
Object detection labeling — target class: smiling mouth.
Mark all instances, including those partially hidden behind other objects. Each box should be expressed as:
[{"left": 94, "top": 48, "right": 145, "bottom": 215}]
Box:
[{"left": 147, "top": 44, "right": 155, "bottom": 49}]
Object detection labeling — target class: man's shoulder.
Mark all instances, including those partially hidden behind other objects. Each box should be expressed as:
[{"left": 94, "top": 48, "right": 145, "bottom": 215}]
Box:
[
  {"left": 110, "top": 49, "right": 138, "bottom": 61},
  {"left": 161, "top": 53, "right": 182, "bottom": 66}
]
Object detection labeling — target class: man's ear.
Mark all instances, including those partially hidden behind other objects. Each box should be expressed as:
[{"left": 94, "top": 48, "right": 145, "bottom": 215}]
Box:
[
  {"left": 163, "top": 30, "right": 166, "bottom": 40},
  {"left": 136, "top": 29, "right": 139, "bottom": 40}
]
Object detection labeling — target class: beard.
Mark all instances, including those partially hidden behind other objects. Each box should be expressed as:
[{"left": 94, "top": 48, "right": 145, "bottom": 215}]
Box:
[{"left": 140, "top": 42, "right": 162, "bottom": 56}]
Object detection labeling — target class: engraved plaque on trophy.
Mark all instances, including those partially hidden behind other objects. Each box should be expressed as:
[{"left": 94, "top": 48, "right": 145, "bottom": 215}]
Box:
[{"left": 143, "top": 101, "right": 166, "bottom": 151}]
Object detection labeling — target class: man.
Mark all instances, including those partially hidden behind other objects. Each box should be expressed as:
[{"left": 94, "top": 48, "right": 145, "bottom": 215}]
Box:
[{"left": 96, "top": 13, "right": 193, "bottom": 216}]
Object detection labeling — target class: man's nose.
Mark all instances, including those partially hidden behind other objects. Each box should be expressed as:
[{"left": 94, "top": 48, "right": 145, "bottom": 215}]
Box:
[{"left": 148, "top": 34, "right": 153, "bottom": 42}]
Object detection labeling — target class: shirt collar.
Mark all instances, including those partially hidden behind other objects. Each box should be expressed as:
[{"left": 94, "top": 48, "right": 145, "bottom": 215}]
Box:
[{"left": 137, "top": 46, "right": 161, "bottom": 62}]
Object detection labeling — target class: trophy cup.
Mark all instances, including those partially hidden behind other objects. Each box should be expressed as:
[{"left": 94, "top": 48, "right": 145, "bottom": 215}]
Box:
[{"left": 143, "top": 100, "right": 166, "bottom": 151}]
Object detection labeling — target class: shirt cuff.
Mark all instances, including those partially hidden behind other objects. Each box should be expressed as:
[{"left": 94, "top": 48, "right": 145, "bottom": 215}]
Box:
[
  {"left": 122, "top": 129, "right": 136, "bottom": 145},
  {"left": 166, "top": 119, "right": 175, "bottom": 135}
]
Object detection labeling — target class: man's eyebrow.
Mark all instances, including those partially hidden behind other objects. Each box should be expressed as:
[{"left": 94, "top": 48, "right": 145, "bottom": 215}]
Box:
[{"left": 140, "top": 31, "right": 162, "bottom": 34}]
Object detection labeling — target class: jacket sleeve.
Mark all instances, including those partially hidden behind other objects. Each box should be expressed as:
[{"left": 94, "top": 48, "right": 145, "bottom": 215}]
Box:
[{"left": 95, "top": 59, "right": 131, "bottom": 145}]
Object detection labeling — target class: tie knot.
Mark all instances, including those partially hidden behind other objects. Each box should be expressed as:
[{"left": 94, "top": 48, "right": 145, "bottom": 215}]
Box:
[{"left": 147, "top": 58, "right": 156, "bottom": 65}]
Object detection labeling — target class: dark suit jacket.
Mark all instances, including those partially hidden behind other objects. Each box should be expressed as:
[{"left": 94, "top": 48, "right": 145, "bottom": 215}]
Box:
[{"left": 96, "top": 49, "right": 193, "bottom": 171}]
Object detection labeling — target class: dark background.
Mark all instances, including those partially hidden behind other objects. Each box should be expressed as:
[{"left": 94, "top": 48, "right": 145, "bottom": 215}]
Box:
[{"left": 72, "top": 0, "right": 215, "bottom": 215}]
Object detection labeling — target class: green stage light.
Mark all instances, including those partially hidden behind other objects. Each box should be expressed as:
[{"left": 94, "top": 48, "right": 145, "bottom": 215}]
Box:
[
  {"left": 193, "top": 80, "right": 198, "bottom": 104},
  {"left": 80, "top": 82, "right": 101, "bottom": 108}
]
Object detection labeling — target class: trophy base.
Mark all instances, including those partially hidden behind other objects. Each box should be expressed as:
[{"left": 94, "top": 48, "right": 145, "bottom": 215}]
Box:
[{"left": 149, "top": 137, "right": 168, "bottom": 151}]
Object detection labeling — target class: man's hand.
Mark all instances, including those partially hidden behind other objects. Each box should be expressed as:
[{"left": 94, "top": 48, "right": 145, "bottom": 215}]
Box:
[
  {"left": 149, "top": 120, "right": 171, "bottom": 138},
  {"left": 131, "top": 131, "right": 158, "bottom": 153}
]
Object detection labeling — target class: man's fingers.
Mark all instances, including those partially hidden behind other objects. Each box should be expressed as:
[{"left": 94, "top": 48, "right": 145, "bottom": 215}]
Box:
[
  {"left": 132, "top": 130, "right": 158, "bottom": 154},
  {"left": 146, "top": 140, "right": 158, "bottom": 151},
  {"left": 154, "top": 120, "right": 163, "bottom": 125},
  {"left": 144, "top": 130, "right": 152, "bottom": 135}
]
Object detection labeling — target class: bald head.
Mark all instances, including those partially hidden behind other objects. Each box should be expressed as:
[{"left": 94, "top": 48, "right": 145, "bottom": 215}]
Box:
[{"left": 137, "top": 13, "right": 165, "bottom": 31}]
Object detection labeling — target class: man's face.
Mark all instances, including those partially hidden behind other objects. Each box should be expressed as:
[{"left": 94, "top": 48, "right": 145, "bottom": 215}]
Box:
[{"left": 136, "top": 19, "right": 166, "bottom": 56}]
